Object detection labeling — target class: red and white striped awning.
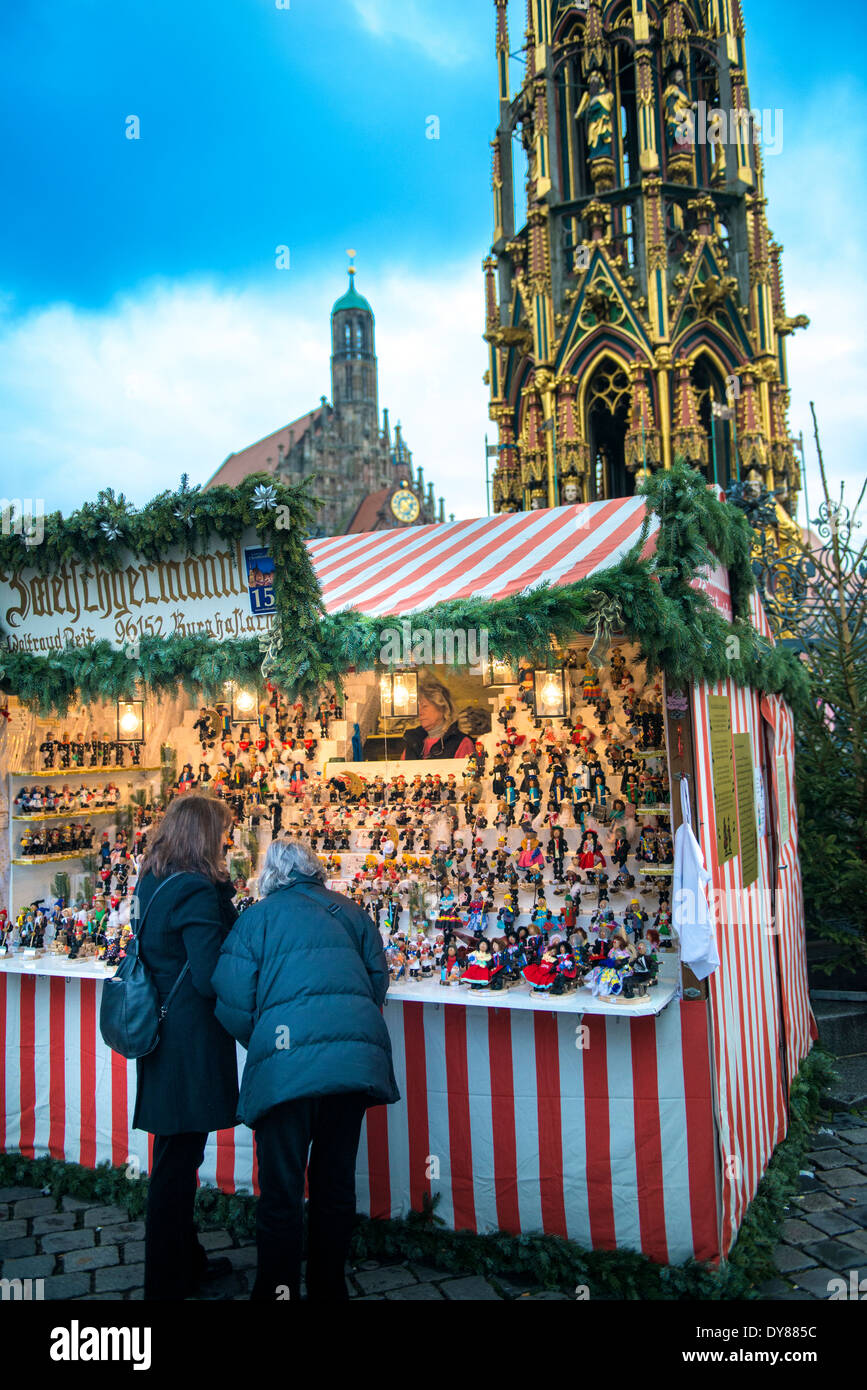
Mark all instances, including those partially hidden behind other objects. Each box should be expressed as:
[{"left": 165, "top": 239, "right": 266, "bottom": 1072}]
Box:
[{"left": 307, "top": 497, "right": 657, "bottom": 616}]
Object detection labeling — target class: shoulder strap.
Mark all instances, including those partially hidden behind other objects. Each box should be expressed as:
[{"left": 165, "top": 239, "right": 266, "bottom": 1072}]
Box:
[
  {"left": 283, "top": 876, "right": 364, "bottom": 954},
  {"left": 326, "top": 899, "right": 363, "bottom": 952},
  {"left": 133, "top": 873, "right": 191, "bottom": 1014},
  {"left": 132, "top": 872, "right": 185, "bottom": 940}
]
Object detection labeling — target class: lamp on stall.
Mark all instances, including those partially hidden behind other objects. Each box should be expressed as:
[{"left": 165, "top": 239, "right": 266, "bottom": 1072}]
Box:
[
  {"left": 482, "top": 657, "right": 518, "bottom": 687},
  {"left": 533, "top": 666, "right": 567, "bottom": 719},
  {"left": 231, "top": 684, "right": 258, "bottom": 723},
  {"left": 379, "top": 669, "right": 419, "bottom": 719},
  {"left": 116, "top": 699, "right": 144, "bottom": 743}
]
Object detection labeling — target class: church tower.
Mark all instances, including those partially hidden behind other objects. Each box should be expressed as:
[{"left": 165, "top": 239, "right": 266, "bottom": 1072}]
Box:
[
  {"left": 484, "top": 0, "right": 808, "bottom": 514},
  {"left": 207, "top": 259, "right": 448, "bottom": 534},
  {"left": 331, "top": 258, "right": 379, "bottom": 425}
]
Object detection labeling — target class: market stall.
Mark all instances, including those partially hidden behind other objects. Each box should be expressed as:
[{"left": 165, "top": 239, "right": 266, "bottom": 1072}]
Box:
[{"left": 0, "top": 467, "right": 816, "bottom": 1264}]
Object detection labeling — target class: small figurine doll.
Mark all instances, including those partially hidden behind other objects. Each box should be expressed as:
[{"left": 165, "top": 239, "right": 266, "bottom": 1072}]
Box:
[
  {"left": 553, "top": 942, "right": 579, "bottom": 993},
  {"left": 57, "top": 732, "right": 72, "bottom": 769},
  {"left": 609, "top": 650, "right": 630, "bottom": 688},
  {"left": 406, "top": 945, "right": 422, "bottom": 983},
  {"left": 466, "top": 892, "right": 486, "bottom": 935},
  {"left": 593, "top": 692, "right": 612, "bottom": 725},
  {"left": 461, "top": 939, "right": 493, "bottom": 989},
  {"left": 177, "top": 763, "right": 195, "bottom": 793},
  {"left": 611, "top": 831, "right": 631, "bottom": 868},
  {"left": 522, "top": 945, "right": 559, "bottom": 992},
  {"left": 288, "top": 762, "right": 308, "bottom": 798},
  {"left": 547, "top": 826, "right": 566, "bottom": 880},
  {"left": 578, "top": 830, "right": 602, "bottom": 871},
  {"left": 531, "top": 896, "right": 550, "bottom": 933},
  {"left": 517, "top": 664, "right": 535, "bottom": 707},
  {"left": 627, "top": 940, "right": 659, "bottom": 992},
  {"left": 582, "top": 661, "right": 602, "bottom": 702},
  {"left": 439, "top": 944, "right": 461, "bottom": 985},
  {"left": 623, "top": 899, "right": 647, "bottom": 941}
]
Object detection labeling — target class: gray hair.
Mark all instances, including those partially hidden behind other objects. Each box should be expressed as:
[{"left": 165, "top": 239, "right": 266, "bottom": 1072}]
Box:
[{"left": 258, "top": 836, "right": 325, "bottom": 896}]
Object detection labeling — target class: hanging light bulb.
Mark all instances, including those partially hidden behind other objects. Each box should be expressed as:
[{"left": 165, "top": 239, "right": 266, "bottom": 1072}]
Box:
[
  {"left": 533, "top": 666, "right": 566, "bottom": 717},
  {"left": 235, "top": 688, "right": 256, "bottom": 713},
  {"left": 541, "top": 673, "right": 560, "bottom": 710},
  {"left": 119, "top": 704, "right": 140, "bottom": 734},
  {"left": 392, "top": 674, "right": 410, "bottom": 710}
]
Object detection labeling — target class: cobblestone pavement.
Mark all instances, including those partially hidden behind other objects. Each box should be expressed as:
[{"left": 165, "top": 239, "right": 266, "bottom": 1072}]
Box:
[
  {"left": 1, "top": 1111, "right": 864, "bottom": 1301},
  {"left": 755, "top": 1110, "right": 867, "bottom": 1301}
]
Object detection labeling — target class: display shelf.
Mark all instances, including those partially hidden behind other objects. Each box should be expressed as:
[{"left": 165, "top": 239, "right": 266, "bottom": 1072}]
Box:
[
  {"left": 12, "top": 851, "right": 91, "bottom": 865},
  {"left": 13, "top": 808, "right": 121, "bottom": 821},
  {"left": 635, "top": 804, "right": 672, "bottom": 816},
  {"left": 633, "top": 748, "right": 666, "bottom": 759},
  {"left": 384, "top": 954, "right": 679, "bottom": 1016},
  {"left": 9, "top": 765, "right": 160, "bottom": 778}
]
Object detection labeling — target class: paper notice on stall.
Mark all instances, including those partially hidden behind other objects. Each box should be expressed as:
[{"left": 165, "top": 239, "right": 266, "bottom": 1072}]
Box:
[
  {"left": 708, "top": 695, "right": 737, "bottom": 865},
  {"left": 776, "top": 754, "right": 791, "bottom": 846},
  {"left": 754, "top": 767, "right": 766, "bottom": 839},
  {"left": 733, "top": 734, "right": 758, "bottom": 888}
]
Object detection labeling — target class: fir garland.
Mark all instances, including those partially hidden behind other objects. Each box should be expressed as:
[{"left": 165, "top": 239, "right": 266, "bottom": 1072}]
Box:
[
  {"left": 0, "top": 471, "right": 324, "bottom": 715},
  {"left": 0, "top": 460, "right": 807, "bottom": 715}
]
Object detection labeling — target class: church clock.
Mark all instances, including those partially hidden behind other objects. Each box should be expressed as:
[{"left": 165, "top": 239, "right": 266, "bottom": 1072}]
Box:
[{"left": 390, "top": 487, "right": 421, "bottom": 524}]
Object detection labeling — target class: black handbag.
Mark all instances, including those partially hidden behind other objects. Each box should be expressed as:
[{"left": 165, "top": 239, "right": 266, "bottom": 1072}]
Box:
[{"left": 99, "top": 873, "right": 189, "bottom": 1060}]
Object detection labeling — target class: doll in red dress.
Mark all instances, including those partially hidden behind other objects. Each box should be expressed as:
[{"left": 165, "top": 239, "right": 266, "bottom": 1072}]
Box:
[
  {"left": 578, "top": 830, "right": 603, "bottom": 872},
  {"left": 523, "top": 946, "right": 558, "bottom": 990},
  {"left": 461, "top": 940, "right": 494, "bottom": 988}
]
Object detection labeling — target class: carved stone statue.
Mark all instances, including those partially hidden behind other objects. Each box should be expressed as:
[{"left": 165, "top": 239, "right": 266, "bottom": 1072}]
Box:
[
  {"left": 663, "top": 69, "right": 694, "bottom": 153},
  {"left": 575, "top": 72, "right": 614, "bottom": 160},
  {"left": 562, "top": 477, "right": 582, "bottom": 503}
]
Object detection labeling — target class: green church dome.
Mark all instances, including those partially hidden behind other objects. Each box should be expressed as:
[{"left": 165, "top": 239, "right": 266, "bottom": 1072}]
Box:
[{"left": 331, "top": 267, "right": 373, "bottom": 316}]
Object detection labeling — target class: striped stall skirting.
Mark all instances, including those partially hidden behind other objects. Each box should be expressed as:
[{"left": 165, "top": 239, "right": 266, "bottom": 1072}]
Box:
[{"left": 0, "top": 972, "right": 721, "bottom": 1264}]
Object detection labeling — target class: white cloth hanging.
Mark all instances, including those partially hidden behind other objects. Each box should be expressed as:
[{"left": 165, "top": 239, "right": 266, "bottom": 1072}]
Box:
[{"left": 673, "top": 777, "right": 719, "bottom": 981}]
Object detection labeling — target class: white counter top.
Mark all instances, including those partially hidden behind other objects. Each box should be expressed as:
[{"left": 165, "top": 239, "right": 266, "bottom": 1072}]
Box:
[{"left": 0, "top": 952, "right": 117, "bottom": 980}]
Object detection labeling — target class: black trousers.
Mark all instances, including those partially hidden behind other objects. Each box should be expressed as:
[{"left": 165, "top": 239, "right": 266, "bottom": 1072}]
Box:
[
  {"left": 144, "top": 1131, "right": 209, "bottom": 1300},
  {"left": 251, "top": 1093, "right": 368, "bottom": 1303}
]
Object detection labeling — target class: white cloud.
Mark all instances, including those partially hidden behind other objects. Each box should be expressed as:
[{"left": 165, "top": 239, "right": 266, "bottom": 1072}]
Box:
[
  {"left": 761, "top": 79, "right": 867, "bottom": 521},
  {"left": 0, "top": 264, "right": 492, "bottom": 520},
  {"left": 348, "top": 0, "right": 480, "bottom": 67}
]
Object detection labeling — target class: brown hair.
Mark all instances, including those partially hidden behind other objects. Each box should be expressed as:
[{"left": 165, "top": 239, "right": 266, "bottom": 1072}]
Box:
[{"left": 140, "top": 794, "right": 232, "bottom": 883}]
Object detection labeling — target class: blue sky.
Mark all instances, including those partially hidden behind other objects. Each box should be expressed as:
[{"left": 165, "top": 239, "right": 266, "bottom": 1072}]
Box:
[{"left": 0, "top": 0, "right": 864, "bottom": 523}]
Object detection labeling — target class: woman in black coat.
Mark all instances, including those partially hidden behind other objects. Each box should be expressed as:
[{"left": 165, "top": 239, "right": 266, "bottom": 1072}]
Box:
[{"left": 133, "top": 793, "right": 239, "bottom": 1300}]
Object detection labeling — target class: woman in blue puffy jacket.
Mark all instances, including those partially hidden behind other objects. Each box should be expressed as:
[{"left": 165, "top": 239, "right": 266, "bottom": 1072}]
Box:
[{"left": 212, "top": 837, "right": 399, "bottom": 1302}]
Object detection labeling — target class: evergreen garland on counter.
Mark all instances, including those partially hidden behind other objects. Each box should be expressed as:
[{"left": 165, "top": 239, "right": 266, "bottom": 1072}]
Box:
[{"left": 0, "top": 461, "right": 808, "bottom": 715}]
